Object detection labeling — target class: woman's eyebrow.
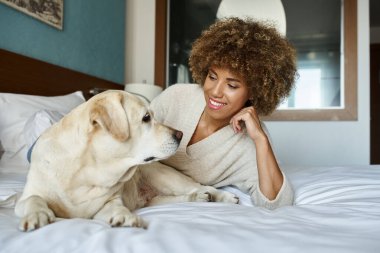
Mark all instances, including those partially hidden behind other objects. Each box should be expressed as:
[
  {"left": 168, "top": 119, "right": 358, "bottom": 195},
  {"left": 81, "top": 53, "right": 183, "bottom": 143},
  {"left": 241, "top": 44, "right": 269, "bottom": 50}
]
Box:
[
  {"left": 226, "top": 77, "right": 241, "bottom": 83},
  {"left": 208, "top": 68, "right": 217, "bottom": 75},
  {"left": 208, "top": 68, "right": 241, "bottom": 83}
]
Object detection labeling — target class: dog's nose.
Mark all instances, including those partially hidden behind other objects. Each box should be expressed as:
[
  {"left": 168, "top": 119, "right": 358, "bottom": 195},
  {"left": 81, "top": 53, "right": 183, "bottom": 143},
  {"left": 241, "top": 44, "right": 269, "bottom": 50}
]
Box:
[{"left": 173, "top": 130, "right": 183, "bottom": 142}]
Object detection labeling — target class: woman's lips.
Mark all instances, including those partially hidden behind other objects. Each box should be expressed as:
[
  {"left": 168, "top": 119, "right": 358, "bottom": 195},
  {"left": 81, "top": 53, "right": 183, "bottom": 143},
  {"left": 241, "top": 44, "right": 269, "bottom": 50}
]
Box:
[{"left": 208, "top": 98, "right": 226, "bottom": 110}]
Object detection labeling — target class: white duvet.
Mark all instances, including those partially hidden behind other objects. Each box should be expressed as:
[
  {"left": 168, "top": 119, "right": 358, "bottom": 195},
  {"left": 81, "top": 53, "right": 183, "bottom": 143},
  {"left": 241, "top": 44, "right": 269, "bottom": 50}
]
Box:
[{"left": 0, "top": 165, "right": 380, "bottom": 253}]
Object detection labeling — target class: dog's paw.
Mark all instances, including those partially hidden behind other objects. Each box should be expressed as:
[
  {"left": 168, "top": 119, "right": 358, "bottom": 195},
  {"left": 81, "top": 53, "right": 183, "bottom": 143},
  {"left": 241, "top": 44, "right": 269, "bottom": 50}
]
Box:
[
  {"left": 212, "top": 191, "right": 239, "bottom": 204},
  {"left": 19, "top": 209, "right": 56, "bottom": 232},
  {"left": 189, "top": 192, "right": 212, "bottom": 202},
  {"left": 109, "top": 213, "right": 147, "bottom": 228}
]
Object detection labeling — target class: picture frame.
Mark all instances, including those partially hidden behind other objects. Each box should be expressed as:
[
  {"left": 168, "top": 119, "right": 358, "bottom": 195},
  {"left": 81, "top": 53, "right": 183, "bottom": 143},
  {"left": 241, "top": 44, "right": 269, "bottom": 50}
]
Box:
[{"left": 0, "top": 0, "right": 64, "bottom": 30}]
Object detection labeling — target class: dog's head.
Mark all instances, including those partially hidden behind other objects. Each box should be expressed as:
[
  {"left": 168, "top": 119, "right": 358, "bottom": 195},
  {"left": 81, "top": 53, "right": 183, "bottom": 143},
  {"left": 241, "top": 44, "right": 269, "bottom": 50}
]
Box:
[{"left": 85, "top": 90, "right": 182, "bottom": 165}]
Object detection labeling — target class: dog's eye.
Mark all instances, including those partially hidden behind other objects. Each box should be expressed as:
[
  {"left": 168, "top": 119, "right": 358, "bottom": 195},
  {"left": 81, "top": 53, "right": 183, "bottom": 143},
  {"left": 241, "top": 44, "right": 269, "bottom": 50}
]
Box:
[{"left": 142, "top": 113, "right": 151, "bottom": 123}]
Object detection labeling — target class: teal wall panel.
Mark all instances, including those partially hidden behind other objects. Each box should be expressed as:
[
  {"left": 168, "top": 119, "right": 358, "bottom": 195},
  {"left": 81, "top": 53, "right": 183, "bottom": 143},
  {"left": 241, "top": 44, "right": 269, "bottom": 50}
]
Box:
[{"left": 0, "top": 0, "right": 125, "bottom": 84}]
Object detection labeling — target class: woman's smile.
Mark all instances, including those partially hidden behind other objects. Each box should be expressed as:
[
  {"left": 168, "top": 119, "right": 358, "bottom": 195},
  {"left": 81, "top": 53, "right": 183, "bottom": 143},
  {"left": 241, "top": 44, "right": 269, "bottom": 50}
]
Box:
[{"left": 208, "top": 98, "right": 227, "bottom": 110}]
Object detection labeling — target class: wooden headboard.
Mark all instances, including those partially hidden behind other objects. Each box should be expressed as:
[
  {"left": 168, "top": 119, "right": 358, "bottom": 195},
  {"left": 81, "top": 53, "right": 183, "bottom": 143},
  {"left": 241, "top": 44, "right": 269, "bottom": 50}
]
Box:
[{"left": 0, "top": 49, "right": 123, "bottom": 99}]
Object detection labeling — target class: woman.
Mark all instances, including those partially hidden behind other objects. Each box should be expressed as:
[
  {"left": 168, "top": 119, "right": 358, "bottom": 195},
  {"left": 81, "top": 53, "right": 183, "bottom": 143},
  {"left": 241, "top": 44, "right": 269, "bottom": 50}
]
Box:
[{"left": 154, "top": 17, "right": 297, "bottom": 209}]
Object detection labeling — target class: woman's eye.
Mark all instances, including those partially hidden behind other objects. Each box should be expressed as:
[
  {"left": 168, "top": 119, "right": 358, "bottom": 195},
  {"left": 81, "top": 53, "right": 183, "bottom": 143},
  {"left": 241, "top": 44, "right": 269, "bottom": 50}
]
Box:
[
  {"left": 208, "top": 74, "right": 217, "bottom": 80},
  {"left": 142, "top": 113, "right": 151, "bottom": 122},
  {"left": 228, "top": 84, "right": 237, "bottom": 89}
]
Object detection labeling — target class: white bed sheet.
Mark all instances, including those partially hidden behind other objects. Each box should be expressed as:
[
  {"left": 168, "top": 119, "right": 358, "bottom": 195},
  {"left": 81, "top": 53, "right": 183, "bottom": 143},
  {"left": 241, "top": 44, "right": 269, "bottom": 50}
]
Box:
[
  {"left": 0, "top": 164, "right": 379, "bottom": 253},
  {"left": 0, "top": 171, "right": 25, "bottom": 208}
]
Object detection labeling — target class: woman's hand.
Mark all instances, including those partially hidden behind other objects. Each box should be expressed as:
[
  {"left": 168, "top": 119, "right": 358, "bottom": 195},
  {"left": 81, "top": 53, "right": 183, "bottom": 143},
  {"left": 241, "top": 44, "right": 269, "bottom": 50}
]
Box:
[
  {"left": 231, "top": 106, "right": 284, "bottom": 201},
  {"left": 229, "top": 106, "right": 266, "bottom": 142}
]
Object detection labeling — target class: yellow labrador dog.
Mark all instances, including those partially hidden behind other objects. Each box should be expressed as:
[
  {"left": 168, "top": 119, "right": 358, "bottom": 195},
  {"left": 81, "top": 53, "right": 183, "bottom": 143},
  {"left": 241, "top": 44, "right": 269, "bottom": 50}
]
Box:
[{"left": 15, "top": 90, "right": 238, "bottom": 232}]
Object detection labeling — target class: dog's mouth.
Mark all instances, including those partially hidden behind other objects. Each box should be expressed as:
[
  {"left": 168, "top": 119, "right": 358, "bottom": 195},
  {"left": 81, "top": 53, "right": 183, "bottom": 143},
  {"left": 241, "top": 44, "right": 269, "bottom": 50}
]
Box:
[{"left": 144, "top": 156, "right": 156, "bottom": 162}]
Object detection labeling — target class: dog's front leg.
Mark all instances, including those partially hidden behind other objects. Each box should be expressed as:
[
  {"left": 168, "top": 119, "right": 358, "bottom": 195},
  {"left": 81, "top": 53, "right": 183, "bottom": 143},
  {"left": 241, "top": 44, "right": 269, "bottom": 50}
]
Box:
[
  {"left": 140, "top": 163, "right": 239, "bottom": 204},
  {"left": 94, "top": 197, "right": 147, "bottom": 228},
  {"left": 15, "top": 195, "right": 56, "bottom": 232}
]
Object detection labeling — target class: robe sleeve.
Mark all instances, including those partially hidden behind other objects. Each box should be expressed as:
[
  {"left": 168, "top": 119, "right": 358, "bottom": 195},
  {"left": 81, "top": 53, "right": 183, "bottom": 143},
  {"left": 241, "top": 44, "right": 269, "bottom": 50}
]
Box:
[{"left": 251, "top": 171, "right": 294, "bottom": 209}]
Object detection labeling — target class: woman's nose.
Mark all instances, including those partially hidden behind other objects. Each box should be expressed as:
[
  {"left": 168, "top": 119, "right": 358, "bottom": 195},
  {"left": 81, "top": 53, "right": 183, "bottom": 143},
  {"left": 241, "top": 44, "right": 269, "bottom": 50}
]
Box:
[{"left": 211, "top": 82, "right": 223, "bottom": 97}]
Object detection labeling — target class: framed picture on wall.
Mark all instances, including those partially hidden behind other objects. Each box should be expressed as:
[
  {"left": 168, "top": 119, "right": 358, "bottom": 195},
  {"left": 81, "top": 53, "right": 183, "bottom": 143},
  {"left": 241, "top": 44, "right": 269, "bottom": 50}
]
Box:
[{"left": 0, "top": 0, "right": 64, "bottom": 30}]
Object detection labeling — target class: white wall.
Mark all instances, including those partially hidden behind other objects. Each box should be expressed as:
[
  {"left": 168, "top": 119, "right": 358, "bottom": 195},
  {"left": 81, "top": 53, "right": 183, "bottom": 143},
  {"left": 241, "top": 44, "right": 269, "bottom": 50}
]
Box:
[
  {"left": 125, "top": 0, "right": 156, "bottom": 84},
  {"left": 126, "top": 0, "right": 371, "bottom": 166}
]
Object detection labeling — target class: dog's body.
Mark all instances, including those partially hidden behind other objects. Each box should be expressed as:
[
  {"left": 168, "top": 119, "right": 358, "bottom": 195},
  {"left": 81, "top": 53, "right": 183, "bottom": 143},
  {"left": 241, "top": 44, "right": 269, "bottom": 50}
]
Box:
[{"left": 15, "top": 90, "right": 238, "bottom": 232}]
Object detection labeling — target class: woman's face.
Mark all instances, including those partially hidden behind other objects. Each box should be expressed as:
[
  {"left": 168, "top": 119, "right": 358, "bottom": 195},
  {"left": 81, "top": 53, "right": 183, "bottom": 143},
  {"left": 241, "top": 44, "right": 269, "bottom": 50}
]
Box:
[{"left": 203, "top": 66, "right": 250, "bottom": 123}]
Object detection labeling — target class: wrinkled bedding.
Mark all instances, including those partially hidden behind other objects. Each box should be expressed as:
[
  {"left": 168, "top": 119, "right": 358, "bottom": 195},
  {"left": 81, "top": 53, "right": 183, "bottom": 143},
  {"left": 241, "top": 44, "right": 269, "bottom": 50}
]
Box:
[{"left": 0, "top": 164, "right": 379, "bottom": 253}]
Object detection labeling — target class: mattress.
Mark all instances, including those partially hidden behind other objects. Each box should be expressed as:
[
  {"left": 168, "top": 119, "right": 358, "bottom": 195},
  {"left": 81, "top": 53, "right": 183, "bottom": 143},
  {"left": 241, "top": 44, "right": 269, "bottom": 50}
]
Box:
[{"left": 0, "top": 164, "right": 379, "bottom": 253}]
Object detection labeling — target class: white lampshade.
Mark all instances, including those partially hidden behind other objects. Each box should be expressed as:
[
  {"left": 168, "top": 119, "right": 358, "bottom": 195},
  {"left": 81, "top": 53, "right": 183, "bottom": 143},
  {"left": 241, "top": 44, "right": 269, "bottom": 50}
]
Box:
[
  {"left": 216, "top": 0, "right": 286, "bottom": 36},
  {"left": 124, "top": 83, "right": 163, "bottom": 102}
]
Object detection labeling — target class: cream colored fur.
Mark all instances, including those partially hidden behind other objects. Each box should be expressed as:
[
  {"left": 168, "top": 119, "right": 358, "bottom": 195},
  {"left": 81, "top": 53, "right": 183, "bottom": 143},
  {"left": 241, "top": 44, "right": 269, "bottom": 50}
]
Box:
[{"left": 15, "top": 90, "right": 238, "bottom": 232}]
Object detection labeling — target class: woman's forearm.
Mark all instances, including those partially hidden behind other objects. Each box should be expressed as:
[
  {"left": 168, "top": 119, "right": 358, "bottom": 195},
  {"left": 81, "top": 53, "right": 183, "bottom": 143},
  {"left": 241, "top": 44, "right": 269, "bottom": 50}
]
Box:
[{"left": 254, "top": 135, "right": 284, "bottom": 200}]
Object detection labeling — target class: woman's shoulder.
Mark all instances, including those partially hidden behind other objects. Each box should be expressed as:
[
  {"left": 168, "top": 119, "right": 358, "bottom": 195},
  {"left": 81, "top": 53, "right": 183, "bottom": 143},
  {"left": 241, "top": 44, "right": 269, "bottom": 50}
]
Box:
[
  {"left": 150, "top": 83, "right": 202, "bottom": 114},
  {"left": 163, "top": 83, "right": 202, "bottom": 98}
]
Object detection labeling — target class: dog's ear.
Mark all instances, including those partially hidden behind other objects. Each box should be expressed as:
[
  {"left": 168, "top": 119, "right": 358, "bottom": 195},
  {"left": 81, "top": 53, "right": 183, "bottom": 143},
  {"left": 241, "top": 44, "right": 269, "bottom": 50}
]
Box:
[{"left": 90, "top": 93, "right": 129, "bottom": 141}]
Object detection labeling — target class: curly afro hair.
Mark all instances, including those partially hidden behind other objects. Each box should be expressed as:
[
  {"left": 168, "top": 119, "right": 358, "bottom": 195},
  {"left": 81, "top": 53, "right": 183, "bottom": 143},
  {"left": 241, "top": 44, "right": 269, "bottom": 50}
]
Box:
[{"left": 189, "top": 17, "right": 297, "bottom": 116}]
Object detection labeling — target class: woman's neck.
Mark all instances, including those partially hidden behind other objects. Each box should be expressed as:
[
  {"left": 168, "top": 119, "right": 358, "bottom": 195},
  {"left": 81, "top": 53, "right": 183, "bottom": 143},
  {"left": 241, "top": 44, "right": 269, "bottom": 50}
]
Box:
[
  {"left": 188, "top": 110, "right": 230, "bottom": 146},
  {"left": 200, "top": 110, "right": 230, "bottom": 134}
]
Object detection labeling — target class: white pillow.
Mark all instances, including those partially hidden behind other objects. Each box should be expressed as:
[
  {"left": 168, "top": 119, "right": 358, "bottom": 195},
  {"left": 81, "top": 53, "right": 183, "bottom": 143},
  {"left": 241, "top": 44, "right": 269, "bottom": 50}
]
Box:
[
  {"left": 23, "top": 110, "right": 65, "bottom": 150},
  {"left": 0, "top": 91, "right": 85, "bottom": 168}
]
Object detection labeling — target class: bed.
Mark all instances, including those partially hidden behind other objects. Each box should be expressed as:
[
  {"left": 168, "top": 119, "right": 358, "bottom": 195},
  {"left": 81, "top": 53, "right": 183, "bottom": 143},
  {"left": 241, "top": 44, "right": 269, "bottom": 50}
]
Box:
[{"left": 1, "top": 49, "right": 380, "bottom": 253}]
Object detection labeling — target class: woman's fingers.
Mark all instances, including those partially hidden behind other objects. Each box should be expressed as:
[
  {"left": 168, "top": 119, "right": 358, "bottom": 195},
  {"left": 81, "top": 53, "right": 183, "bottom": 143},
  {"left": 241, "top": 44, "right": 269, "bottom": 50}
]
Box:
[
  {"left": 230, "top": 107, "right": 261, "bottom": 135},
  {"left": 230, "top": 108, "right": 251, "bottom": 132}
]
